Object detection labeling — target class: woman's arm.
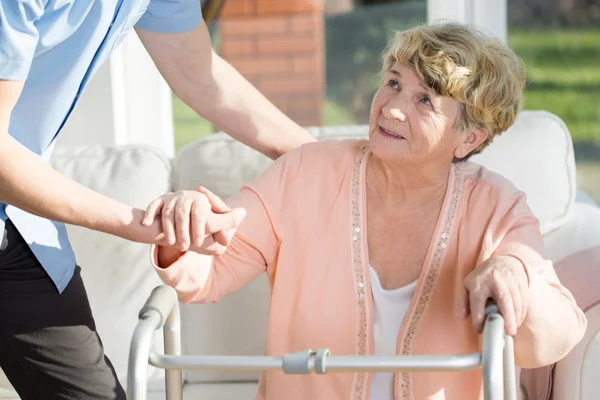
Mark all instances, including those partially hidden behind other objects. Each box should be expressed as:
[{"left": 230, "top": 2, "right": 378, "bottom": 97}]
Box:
[
  {"left": 512, "top": 257, "right": 586, "bottom": 368},
  {"left": 151, "top": 186, "right": 280, "bottom": 304},
  {"left": 492, "top": 196, "right": 587, "bottom": 368},
  {"left": 147, "top": 143, "right": 307, "bottom": 303}
]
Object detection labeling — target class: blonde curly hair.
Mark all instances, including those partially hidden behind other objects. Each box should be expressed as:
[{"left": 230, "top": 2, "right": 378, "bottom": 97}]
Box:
[{"left": 381, "top": 22, "right": 526, "bottom": 158}]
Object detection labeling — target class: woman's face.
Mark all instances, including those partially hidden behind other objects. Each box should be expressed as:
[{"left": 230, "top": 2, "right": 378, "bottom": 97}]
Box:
[{"left": 368, "top": 63, "right": 478, "bottom": 167}]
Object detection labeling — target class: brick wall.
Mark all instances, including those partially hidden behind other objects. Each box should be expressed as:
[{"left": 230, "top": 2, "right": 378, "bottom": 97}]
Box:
[{"left": 219, "top": 0, "right": 325, "bottom": 127}]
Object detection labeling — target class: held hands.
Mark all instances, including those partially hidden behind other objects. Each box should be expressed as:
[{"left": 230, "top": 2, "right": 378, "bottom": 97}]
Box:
[
  {"left": 142, "top": 186, "right": 246, "bottom": 255},
  {"left": 459, "top": 255, "right": 530, "bottom": 336}
]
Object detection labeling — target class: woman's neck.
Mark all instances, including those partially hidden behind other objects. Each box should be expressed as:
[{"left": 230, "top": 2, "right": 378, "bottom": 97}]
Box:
[{"left": 366, "top": 155, "right": 451, "bottom": 211}]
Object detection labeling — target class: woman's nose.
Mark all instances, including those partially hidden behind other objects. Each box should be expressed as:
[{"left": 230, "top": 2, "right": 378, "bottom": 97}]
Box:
[{"left": 382, "top": 97, "right": 407, "bottom": 122}]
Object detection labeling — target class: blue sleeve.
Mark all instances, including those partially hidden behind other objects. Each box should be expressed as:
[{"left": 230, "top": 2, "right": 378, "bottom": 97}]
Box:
[
  {"left": 0, "top": 0, "right": 45, "bottom": 80},
  {"left": 135, "top": 0, "right": 202, "bottom": 33}
]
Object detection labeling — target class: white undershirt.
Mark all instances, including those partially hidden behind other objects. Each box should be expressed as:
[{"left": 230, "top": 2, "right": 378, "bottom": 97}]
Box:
[{"left": 369, "top": 266, "right": 417, "bottom": 400}]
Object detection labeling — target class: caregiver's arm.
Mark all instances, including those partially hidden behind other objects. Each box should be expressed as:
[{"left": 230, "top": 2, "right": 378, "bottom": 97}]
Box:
[
  {"left": 0, "top": 2, "right": 169, "bottom": 244},
  {"left": 0, "top": 80, "right": 167, "bottom": 243},
  {"left": 135, "top": 20, "right": 316, "bottom": 161},
  {"left": 0, "top": 2, "right": 241, "bottom": 248},
  {"left": 0, "top": 80, "right": 243, "bottom": 249},
  {"left": 493, "top": 197, "right": 587, "bottom": 368}
]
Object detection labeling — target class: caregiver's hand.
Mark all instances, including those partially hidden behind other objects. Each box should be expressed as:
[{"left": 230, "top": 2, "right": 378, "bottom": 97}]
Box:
[
  {"left": 459, "top": 255, "right": 530, "bottom": 336},
  {"left": 142, "top": 188, "right": 246, "bottom": 255}
]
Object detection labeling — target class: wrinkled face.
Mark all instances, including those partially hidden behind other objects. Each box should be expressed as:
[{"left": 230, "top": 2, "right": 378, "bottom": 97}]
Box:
[{"left": 368, "top": 63, "right": 473, "bottom": 166}]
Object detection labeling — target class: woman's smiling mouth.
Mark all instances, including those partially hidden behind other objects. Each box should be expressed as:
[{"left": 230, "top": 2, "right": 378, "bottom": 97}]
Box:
[{"left": 378, "top": 126, "right": 405, "bottom": 139}]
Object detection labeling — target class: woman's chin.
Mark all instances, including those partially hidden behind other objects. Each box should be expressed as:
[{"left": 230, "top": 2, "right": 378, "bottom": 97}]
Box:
[
  {"left": 369, "top": 140, "right": 407, "bottom": 163},
  {"left": 369, "top": 137, "right": 409, "bottom": 162}
]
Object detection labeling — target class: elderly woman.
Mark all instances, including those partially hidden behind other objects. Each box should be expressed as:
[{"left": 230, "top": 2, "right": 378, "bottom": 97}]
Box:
[{"left": 143, "top": 22, "right": 586, "bottom": 399}]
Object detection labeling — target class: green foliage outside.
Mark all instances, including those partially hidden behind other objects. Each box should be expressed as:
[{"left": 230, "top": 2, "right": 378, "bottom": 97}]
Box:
[{"left": 509, "top": 28, "right": 600, "bottom": 142}]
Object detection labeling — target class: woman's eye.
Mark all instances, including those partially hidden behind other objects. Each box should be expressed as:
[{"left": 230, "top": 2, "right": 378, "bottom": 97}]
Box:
[
  {"left": 420, "top": 96, "right": 432, "bottom": 106},
  {"left": 388, "top": 80, "right": 399, "bottom": 89}
]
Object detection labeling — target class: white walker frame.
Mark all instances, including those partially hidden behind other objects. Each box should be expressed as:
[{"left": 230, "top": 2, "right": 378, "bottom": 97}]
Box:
[{"left": 128, "top": 285, "right": 517, "bottom": 400}]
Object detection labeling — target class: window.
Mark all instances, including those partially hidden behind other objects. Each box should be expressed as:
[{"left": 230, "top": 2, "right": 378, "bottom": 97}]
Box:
[
  {"left": 507, "top": 0, "right": 600, "bottom": 202},
  {"left": 324, "top": 0, "right": 427, "bottom": 125}
]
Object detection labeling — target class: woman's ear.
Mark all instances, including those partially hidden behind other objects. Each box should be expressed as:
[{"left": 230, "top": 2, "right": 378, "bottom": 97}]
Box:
[{"left": 454, "top": 129, "right": 488, "bottom": 159}]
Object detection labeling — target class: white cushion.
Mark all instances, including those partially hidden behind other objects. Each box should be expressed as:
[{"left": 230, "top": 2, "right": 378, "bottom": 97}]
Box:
[
  {"left": 470, "top": 110, "right": 575, "bottom": 235},
  {"left": 173, "top": 135, "right": 271, "bottom": 201},
  {"left": 581, "top": 319, "right": 600, "bottom": 400},
  {"left": 0, "top": 145, "right": 174, "bottom": 397},
  {"left": 519, "top": 201, "right": 600, "bottom": 400},
  {"left": 553, "top": 304, "right": 600, "bottom": 400},
  {"left": 180, "top": 276, "right": 270, "bottom": 383},
  {"left": 543, "top": 201, "right": 600, "bottom": 264}
]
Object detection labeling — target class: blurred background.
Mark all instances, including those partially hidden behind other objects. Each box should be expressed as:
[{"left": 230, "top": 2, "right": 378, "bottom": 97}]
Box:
[{"left": 61, "top": 0, "right": 600, "bottom": 201}]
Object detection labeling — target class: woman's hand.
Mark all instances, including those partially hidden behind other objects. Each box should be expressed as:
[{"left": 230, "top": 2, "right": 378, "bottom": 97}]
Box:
[
  {"left": 141, "top": 187, "right": 246, "bottom": 255},
  {"left": 459, "top": 255, "right": 530, "bottom": 336}
]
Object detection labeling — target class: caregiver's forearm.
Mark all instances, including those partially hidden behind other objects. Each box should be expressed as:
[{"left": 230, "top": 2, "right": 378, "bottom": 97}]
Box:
[
  {"left": 0, "top": 135, "right": 163, "bottom": 243},
  {"left": 137, "top": 21, "right": 315, "bottom": 160},
  {"left": 181, "top": 53, "right": 316, "bottom": 160},
  {"left": 0, "top": 80, "right": 160, "bottom": 243}
]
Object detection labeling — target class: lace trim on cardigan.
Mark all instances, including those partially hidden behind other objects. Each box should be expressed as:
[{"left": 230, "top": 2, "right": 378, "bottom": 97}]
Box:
[
  {"left": 350, "top": 142, "right": 370, "bottom": 400},
  {"left": 398, "top": 161, "right": 465, "bottom": 400},
  {"left": 349, "top": 143, "right": 465, "bottom": 400}
]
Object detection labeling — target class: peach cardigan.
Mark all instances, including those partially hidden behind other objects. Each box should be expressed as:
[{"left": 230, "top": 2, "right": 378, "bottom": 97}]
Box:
[{"left": 152, "top": 140, "right": 586, "bottom": 400}]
